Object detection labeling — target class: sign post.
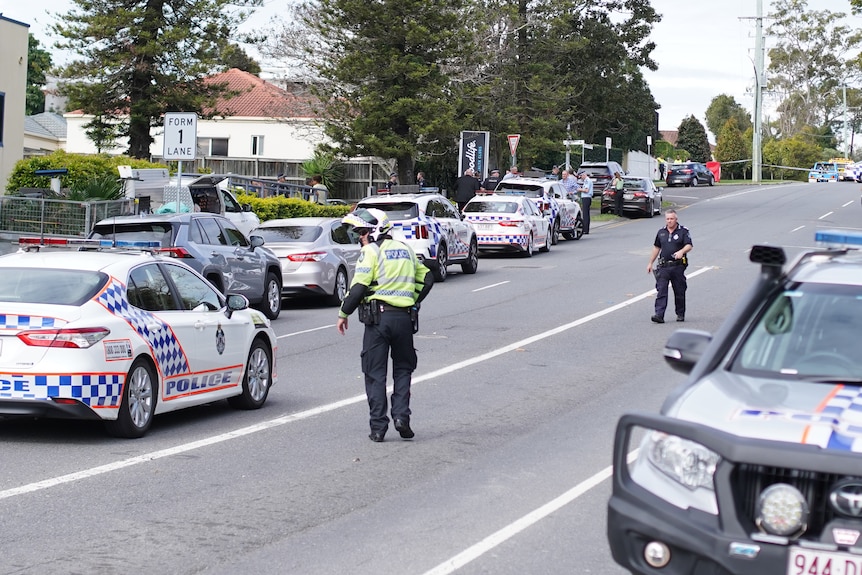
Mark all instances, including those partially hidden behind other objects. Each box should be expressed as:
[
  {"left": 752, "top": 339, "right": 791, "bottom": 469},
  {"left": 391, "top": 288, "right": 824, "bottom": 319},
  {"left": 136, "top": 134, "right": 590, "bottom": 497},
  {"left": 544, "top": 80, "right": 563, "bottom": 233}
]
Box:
[
  {"left": 605, "top": 137, "right": 612, "bottom": 162},
  {"left": 163, "top": 112, "right": 198, "bottom": 188},
  {"left": 508, "top": 134, "right": 521, "bottom": 169}
]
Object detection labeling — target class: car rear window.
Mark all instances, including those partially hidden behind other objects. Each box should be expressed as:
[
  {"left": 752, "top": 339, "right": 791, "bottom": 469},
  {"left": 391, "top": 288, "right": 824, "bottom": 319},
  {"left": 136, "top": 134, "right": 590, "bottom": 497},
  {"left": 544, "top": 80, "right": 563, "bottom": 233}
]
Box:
[
  {"left": 90, "top": 222, "right": 176, "bottom": 247},
  {"left": 622, "top": 179, "right": 646, "bottom": 190},
  {"left": 356, "top": 201, "right": 419, "bottom": 221},
  {"left": 463, "top": 201, "right": 520, "bottom": 214},
  {"left": 0, "top": 268, "right": 107, "bottom": 305},
  {"left": 254, "top": 226, "right": 323, "bottom": 243},
  {"left": 495, "top": 184, "right": 543, "bottom": 198}
]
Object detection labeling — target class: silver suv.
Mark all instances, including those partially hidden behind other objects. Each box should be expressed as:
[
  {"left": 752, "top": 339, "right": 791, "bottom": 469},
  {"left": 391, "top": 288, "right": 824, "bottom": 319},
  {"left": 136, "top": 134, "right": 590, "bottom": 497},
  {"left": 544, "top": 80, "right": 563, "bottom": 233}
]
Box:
[
  {"left": 89, "top": 213, "right": 283, "bottom": 319},
  {"left": 609, "top": 229, "right": 862, "bottom": 574}
]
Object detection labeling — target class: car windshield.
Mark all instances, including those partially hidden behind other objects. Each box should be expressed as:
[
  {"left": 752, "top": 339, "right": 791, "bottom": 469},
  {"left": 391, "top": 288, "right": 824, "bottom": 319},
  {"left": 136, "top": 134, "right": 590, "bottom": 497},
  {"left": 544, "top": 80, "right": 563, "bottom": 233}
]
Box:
[
  {"left": 463, "top": 201, "right": 520, "bottom": 214},
  {"left": 0, "top": 268, "right": 107, "bottom": 305},
  {"left": 358, "top": 202, "right": 419, "bottom": 221},
  {"left": 731, "top": 281, "right": 862, "bottom": 380},
  {"left": 90, "top": 222, "right": 175, "bottom": 247},
  {"left": 254, "top": 225, "right": 323, "bottom": 243}
]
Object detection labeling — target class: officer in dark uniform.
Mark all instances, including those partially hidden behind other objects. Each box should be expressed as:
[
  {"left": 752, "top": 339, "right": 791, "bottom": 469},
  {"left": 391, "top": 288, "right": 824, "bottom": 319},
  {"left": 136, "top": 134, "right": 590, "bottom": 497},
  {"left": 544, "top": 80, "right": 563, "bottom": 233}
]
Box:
[
  {"left": 337, "top": 208, "right": 434, "bottom": 442},
  {"left": 647, "top": 209, "right": 692, "bottom": 323},
  {"left": 482, "top": 169, "right": 501, "bottom": 191}
]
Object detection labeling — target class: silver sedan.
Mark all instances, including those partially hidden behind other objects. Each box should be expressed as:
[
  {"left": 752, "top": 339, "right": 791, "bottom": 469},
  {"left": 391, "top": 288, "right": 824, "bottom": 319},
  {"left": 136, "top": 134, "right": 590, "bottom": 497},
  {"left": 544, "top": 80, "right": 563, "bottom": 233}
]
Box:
[{"left": 251, "top": 217, "right": 361, "bottom": 305}]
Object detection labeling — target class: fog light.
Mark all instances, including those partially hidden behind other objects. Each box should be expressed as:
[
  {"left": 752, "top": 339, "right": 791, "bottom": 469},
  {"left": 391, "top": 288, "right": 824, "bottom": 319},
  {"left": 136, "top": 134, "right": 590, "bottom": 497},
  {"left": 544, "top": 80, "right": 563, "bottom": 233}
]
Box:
[
  {"left": 757, "top": 483, "right": 808, "bottom": 536},
  {"left": 644, "top": 541, "right": 671, "bottom": 568}
]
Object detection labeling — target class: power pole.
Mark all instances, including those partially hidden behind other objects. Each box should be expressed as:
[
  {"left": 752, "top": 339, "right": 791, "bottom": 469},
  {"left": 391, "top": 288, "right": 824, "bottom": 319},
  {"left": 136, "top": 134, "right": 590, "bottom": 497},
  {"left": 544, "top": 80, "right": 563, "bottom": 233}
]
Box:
[
  {"left": 843, "top": 84, "right": 849, "bottom": 158},
  {"left": 752, "top": 0, "right": 765, "bottom": 183}
]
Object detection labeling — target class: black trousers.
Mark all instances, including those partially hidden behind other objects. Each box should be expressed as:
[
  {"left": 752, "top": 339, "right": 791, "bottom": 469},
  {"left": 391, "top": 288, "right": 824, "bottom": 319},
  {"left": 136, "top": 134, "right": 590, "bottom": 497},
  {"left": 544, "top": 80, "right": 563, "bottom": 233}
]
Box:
[
  {"left": 654, "top": 264, "right": 687, "bottom": 318},
  {"left": 361, "top": 309, "right": 417, "bottom": 434},
  {"left": 614, "top": 190, "right": 624, "bottom": 215}
]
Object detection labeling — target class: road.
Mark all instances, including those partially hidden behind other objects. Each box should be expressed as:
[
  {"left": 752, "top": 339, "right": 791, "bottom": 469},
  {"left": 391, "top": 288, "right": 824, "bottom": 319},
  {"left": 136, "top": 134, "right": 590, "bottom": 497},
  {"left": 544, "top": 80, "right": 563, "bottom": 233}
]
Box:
[{"left": 0, "top": 181, "right": 859, "bottom": 574}]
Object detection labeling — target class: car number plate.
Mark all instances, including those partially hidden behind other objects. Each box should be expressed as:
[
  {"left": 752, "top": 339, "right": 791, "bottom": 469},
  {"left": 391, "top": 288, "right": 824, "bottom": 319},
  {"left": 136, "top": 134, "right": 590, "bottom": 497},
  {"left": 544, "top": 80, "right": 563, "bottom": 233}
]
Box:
[
  {"left": 788, "top": 547, "right": 862, "bottom": 575},
  {"left": 623, "top": 193, "right": 634, "bottom": 200},
  {"left": 476, "top": 223, "right": 494, "bottom": 230}
]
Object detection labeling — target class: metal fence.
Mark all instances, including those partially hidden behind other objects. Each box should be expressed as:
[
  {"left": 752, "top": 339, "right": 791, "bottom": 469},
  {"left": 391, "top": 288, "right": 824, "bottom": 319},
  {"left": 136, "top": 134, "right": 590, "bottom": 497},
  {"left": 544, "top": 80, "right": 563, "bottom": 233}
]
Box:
[{"left": 0, "top": 196, "right": 135, "bottom": 238}]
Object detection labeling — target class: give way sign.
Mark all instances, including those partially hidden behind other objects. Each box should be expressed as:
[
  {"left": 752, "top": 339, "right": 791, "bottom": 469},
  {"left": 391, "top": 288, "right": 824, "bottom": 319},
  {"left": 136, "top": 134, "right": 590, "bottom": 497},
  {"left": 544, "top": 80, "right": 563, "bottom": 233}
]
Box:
[{"left": 508, "top": 134, "right": 521, "bottom": 157}]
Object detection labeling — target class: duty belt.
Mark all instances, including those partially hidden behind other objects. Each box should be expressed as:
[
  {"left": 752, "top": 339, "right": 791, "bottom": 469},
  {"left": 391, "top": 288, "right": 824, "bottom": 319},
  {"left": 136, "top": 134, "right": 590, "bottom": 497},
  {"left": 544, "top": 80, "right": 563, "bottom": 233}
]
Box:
[
  {"left": 658, "top": 258, "right": 684, "bottom": 267},
  {"left": 377, "top": 303, "right": 411, "bottom": 313}
]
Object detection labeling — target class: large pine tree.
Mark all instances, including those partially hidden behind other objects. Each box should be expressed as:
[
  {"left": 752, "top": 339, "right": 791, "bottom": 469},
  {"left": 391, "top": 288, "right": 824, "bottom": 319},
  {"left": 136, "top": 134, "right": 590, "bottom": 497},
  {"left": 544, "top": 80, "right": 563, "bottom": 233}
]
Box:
[{"left": 676, "top": 116, "right": 712, "bottom": 163}]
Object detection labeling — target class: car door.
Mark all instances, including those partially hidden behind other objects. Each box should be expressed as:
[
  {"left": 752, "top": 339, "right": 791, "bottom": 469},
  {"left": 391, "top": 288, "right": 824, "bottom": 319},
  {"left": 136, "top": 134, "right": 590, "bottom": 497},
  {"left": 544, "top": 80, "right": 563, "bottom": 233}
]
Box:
[
  {"left": 194, "top": 216, "right": 263, "bottom": 301},
  {"left": 329, "top": 220, "right": 361, "bottom": 279},
  {"left": 427, "top": 198, "right": 471, "bottom": 259}
]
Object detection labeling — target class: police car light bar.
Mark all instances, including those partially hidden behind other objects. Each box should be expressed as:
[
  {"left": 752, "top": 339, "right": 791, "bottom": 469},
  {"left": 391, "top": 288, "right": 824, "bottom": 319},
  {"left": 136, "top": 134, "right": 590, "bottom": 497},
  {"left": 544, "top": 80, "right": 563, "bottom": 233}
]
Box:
[
  {"left": 814, "top": 229, "right": 862, "bottom": 248},
  {"left": 17, "top": 237, "right": 162, "bottom": 248}
]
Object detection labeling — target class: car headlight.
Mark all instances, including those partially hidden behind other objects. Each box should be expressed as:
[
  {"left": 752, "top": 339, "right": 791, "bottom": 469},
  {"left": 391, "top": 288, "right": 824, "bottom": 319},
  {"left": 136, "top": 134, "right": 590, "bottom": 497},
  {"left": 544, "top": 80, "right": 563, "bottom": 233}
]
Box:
[{"left": 646, "top": 431, "right": 719, "bottom": 490}]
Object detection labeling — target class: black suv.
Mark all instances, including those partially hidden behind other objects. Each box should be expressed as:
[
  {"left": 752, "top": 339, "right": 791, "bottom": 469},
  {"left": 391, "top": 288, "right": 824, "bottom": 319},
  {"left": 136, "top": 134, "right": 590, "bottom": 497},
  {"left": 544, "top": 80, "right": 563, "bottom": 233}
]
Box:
[
  {"left": 665, "top": 162, "right": 715, "bottom": 187},
  {"left": 608, "top": 229, "right": 862, "bottom": 574},
  {"left": 578, "top": 161, "right": 625, "bottom": 192}
]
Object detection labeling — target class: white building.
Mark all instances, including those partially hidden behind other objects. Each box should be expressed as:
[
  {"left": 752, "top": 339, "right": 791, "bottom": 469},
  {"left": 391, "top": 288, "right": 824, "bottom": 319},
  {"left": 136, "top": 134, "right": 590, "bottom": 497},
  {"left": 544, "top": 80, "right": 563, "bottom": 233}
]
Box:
[{"left": 0, "top": 15, "right": 29, "bottom": 193}]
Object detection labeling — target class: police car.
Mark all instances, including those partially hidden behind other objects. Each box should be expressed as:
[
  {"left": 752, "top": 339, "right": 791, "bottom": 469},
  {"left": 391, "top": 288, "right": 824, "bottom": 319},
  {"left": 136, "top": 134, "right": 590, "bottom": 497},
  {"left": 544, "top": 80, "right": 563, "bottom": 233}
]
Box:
[
  {"left": 0, "top": 240, "right": 278, "bottom": 438},
  {"left": 608, "top": 230, "right": 862, "bottom": 575},
  {"left": 462, "top": 193, "right": 552, "bottom": 255},
  {"left": 493, "top": 177, "right": 583, "bottom": 241},
  {"left": 808, "top": 162, "right": 840, "bottom": 183},
  {"left": 355, "top": 191, "right": 478, "bottom": 281}
]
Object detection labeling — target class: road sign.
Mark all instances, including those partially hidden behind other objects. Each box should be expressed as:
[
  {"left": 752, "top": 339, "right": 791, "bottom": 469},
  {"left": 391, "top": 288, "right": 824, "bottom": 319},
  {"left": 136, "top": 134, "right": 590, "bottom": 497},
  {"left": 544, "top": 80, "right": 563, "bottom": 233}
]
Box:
[
  {"left": 606, "top": 137, "right": 612, "bottom": 149},
  {"left": 163, "top": 112, "right": 198, "bottom": 161},
  {"left": 508, "top": 134, "right": 521, "bottom": 157},
  {"left": 564, "top": 139, "right": 584, "bottom": 146}
]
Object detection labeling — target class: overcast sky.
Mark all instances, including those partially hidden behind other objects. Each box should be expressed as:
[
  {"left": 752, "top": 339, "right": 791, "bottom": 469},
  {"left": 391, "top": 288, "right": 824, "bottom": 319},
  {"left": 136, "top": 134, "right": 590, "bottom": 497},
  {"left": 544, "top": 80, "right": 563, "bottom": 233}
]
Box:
[{"left": 3, "top": 0, "right": 860, "bottom": 139}]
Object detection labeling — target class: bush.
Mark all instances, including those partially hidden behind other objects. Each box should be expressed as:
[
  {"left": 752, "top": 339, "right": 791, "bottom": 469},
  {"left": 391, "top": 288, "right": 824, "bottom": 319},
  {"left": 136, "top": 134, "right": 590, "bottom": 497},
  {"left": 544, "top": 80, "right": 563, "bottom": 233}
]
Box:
[{"left": 234, "top": 192, "right": 352, "bottom": 222}]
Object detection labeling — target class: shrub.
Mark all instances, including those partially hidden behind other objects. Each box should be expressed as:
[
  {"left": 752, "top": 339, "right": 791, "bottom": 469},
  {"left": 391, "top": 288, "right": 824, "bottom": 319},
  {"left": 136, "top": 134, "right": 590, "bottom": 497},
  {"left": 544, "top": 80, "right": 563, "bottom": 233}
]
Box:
[{"left": 234, "top": 192, "right": 352, "bottom": 222}]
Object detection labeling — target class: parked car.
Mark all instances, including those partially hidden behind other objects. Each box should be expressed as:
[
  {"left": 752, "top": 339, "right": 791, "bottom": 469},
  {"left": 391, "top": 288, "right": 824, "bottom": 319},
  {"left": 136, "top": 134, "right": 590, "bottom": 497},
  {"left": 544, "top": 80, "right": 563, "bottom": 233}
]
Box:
[
  {"left": 665, "top": 162, "right": 715, "bottom": 187},
  {"left": 462, "top": 194, "right": 552, "bottom": 256},
  {"left": 355, "top": 191, "right": 478, "bottom": 282},
  {"left": 88, "top": 212, "right": 283, "bottom": 319},
  {"left": 493, "top": 177, "right": 583, "bottom": 241},
  {"left": 0, "top": 247, "right": 277, "bottom": 438},
  {"left": 808, "top": 161, "right": 840, "bottom": 183},
  {"left": 251, "top": 217, "right": 361, "bottom": 305},
  {"left": 578, "top": 161, "right": 625, "bottom": 192},
  {"left": 608, "top": 229, "right": 862, "bottom": 574},
  {"left": 600, "top": 176, "right": 663, "bottom": 218},
  {"left": 830, "top": 157, "right": 854, "bottom": 181}
]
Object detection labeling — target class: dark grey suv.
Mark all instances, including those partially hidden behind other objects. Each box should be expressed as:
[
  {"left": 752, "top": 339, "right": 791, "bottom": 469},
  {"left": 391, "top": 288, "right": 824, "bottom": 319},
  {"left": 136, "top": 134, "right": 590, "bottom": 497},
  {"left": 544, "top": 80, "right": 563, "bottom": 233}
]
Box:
[
  {"left": 578, "top": 161, "right": 625, "bottom": 192},
  {"left": 89, "top": 213, "right": 283, "bottom": 319}
]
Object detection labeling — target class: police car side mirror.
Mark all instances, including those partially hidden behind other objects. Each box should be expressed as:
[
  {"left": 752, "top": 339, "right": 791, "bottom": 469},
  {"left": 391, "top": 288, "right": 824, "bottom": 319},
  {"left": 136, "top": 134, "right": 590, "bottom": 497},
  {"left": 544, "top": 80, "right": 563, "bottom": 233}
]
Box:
[
  {"left": 662, "top": 329, "right": 712, "bottom": 374},
  {"left": 224, "top": 294, "right": 250, "bottom": 319}
]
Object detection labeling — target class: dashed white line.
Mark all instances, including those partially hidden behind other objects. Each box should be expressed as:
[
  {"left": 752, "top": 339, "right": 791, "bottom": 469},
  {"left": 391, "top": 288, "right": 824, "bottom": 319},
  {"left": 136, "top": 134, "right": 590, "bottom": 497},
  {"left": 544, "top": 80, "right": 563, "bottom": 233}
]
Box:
[
  {"left": 472, "top": 280, "right": 510, "bottom": 292},
  {"left": 820, "top": 211, "right": 834, "bottom": 220}
]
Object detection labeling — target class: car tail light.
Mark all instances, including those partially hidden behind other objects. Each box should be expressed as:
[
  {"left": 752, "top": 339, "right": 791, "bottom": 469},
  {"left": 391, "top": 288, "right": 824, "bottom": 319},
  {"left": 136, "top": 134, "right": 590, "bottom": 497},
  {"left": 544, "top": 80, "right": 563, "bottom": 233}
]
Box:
[
  {"left": 414, "top": 224, "right": 429, "bottom": 239},
  {"left": 18, "top": 327, "right": 111, "bottom": 349},
  {"left": 499, "top": 220, "right": 523, "bottom": 227},
  {"left": 633, "top": 192, "right": 647, "bottom": 198},
  {"left": 681, "top": 169, "right": 693, "bottom": 174},
  {"left": 287, "top": 252, "right": 325, "bottom": 262},
  {"left": 156, "top": 247, "right": 193, "bottom": 258}
]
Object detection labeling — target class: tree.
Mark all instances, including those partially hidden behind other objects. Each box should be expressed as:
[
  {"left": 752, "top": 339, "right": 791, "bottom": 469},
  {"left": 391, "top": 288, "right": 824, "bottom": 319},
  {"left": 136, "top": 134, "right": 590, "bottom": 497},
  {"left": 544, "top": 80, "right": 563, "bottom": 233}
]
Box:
[
  {"left": 766, "top": 0, "right": 862, "bottom": 139},
  {"left": 219, "top": 43, "right": 261, "bottom": 75},
  {"left": 52, "top": 0, "right": 262, "bottom": 159},
  {"left": 714, "top": 117, "right": 748, "bottom": 179},
  {"left": 762, "top": 135, "right": 823, "bottom": 181},
  {"left": 676, "top": 116, "right": 711, "bottom": 163},
  {"left": 26, "top": 35, "right": 52, "bottom": 116},
  {"left": 705, "top": 94, "right": 751, "bottom": 139}
]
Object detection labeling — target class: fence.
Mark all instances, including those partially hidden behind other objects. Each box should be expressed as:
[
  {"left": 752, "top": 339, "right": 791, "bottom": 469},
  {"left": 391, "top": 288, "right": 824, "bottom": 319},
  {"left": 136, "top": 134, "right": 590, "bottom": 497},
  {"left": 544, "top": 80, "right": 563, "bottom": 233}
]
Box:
[{"left": 0, "top": 196, "right": 135, "bottom": 238}]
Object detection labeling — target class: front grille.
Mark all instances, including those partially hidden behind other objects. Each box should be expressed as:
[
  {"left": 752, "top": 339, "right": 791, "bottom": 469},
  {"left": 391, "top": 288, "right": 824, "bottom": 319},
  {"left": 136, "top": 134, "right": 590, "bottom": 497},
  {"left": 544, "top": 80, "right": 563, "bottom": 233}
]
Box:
[{"left": 732, "top": 464, "right": 843, "bottom": 537}]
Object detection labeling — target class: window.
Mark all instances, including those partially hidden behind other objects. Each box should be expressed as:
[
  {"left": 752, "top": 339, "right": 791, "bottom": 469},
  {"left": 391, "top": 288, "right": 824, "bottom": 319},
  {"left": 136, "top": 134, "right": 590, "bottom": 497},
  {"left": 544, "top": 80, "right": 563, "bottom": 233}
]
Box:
[
  {"left": 163, "top": 263, "right": 222, "bottom": 311},
  {"left": 128, "top": 264, "right": 176, "bottom": 311},
  {"left": 251, "top": 135, "right": 264, "bottom": 156},
  {"left": 197, "top": 137, "right": 229, "bottom": 157}
]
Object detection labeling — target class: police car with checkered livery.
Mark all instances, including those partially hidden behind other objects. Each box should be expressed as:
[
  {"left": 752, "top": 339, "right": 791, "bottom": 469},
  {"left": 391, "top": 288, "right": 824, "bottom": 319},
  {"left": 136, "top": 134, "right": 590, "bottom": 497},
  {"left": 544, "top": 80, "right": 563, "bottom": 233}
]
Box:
[
  {"left": 462, "top": 193, "right": 552, "bottom": 255},
  {"left": 609, "top": 230, "right": 862, "bottom": 575},
  {"left": 0, "top": 241, "right": 277, "bottom": 438},
  {"left": 355, "top": 191, "right": 478, "bottom": 281},
  {"left": 493, "top": 177, "right": 583, "bottom": 242}
]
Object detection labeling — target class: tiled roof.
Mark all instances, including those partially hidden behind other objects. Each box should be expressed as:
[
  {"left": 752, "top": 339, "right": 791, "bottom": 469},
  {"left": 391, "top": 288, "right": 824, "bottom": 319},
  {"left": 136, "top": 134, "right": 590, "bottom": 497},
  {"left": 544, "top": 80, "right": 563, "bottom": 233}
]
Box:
[
  {"left": 659, "top": 130, "right": 678, "bottom": 146},
  {"left": 204, "top": 68, "right": 319, "bottom": 119},
  {"left": 25, "top": 112, "right": 67, "bottom": 138}
]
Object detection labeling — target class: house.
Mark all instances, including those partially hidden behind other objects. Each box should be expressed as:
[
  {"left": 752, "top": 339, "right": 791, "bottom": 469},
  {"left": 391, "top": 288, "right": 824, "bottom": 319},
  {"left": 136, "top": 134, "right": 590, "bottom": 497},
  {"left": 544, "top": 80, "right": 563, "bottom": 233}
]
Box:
[
  {"left": 24, "top": 112, "right": 66, "bottom": 157},
  {"left": 0, "top": 15, "right": 29, "bottom": 194}
]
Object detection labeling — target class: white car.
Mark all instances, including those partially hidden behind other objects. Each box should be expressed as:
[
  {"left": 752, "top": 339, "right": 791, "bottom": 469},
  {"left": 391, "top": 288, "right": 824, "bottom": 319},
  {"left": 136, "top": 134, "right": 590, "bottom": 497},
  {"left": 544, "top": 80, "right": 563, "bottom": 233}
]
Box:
[
  {"left": 493, "top": 177, "right": 583, "bottom": 241},
  {"left": 462, "top": 194, "right": 552, "bottom": 255},
  {"left": 0, "top": 242, "right": 278, "bottom": 438},
  {"left": 356, "top": 191, "right": 478, "bottom": 281}
]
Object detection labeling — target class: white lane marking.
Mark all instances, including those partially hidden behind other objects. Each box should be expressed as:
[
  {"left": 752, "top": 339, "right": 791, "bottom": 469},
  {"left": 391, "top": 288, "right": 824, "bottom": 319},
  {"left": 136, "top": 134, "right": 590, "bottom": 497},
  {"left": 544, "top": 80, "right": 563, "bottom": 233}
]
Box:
[
  {"left": 278, "top": 324, "right": 333, "bottom": 339},
  {"left": 820, "top": 212, "right": 834, "bottom": 220},
  {"left": 472, "top": 281, "right": 510, "bottom": 292},
  {"left": 843, "top": 200, "right": 855, "bottom": 208},
  {"left": 0, "top": 268, "right": 713, "bottom": 501},
  {"left": 421, "top": 449, "right": 640, "bottom": 575},
  {"left": 791, "top": 225, "right": 805, "bottom": 233}
]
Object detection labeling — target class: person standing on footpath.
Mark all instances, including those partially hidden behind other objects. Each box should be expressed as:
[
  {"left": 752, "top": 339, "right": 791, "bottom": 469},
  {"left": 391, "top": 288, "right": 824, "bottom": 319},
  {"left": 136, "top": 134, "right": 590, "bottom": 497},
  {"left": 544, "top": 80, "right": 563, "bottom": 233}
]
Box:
[
  {"left": 611, "top": 171, "right": 625, "bottom": 216},
  {"left": 646, "top": 209, "right": 692, "bottom": 324},
  {"left": 311, "top": 175, "right": 328, "bottom": 205},
  {"left": 576, "top": 171, "right": 594, "bottom": 234},
  {"left": 416, "top": 171, "right": 427, "bottom": 189},
  {"left": 337, "top": 208, "right": 434, "bottom": 442},
  {"left": 385, "top": 173, "right": 398, "bottom": 191},
  {"left": 481, "top": 168, "right": 501, "bottom": 191},
  {"left": 561, "top": 169, "right": 578, "bottom": 200},
  {"left": 454, "top": 168, "right": 481, "bottom": 211},
  {"left": 502, "top": 166, "right": 520, "bottom": 180}
]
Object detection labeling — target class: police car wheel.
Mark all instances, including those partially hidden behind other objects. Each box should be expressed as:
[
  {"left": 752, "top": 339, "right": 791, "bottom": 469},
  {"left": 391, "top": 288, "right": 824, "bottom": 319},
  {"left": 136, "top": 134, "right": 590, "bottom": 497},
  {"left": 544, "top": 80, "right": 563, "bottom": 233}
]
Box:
[
  {"left": 540, "top": 227, "right": 552, "bottom": 252},
  {"left": 523, "top": 233, "right": 534, "bottom": 258},
  {"left": 327, "top": 267, "right": 349, "bottom": 305},
  {"left": 432, "top": 244, "right": 448, "bottom": 282},
  {"left": 461, "top": 239, "right": 478, "bottom": 274},
  {"left": 258, "top": 272, "right": 282, "bottom": 320},
  {"left": 551, "top": 219, "right": 559, "bottom": 245},
  {"left": 228, "top": 339, "right": 272, "bottom": 410},
  {"left": 105, "top": 358, "right": 157, "bottom": 438},
  {"left": 573, "top": 216, "right": 584, "bottom": 240}
]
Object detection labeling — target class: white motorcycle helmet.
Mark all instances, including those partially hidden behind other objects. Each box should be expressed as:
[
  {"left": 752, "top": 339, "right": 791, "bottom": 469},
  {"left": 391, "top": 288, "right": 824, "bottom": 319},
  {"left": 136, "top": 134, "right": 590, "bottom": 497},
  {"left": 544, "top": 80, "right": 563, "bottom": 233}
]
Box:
[{"left": 342, "top": 208, "right": 393, "bottom": 241}]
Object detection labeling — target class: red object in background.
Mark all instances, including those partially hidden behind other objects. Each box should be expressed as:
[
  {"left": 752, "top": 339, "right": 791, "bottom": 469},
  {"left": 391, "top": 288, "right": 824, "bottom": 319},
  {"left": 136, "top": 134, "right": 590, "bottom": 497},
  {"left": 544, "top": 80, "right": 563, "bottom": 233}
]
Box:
[{"left": 706, "top": 161, "right": 721, "bottom": 182}]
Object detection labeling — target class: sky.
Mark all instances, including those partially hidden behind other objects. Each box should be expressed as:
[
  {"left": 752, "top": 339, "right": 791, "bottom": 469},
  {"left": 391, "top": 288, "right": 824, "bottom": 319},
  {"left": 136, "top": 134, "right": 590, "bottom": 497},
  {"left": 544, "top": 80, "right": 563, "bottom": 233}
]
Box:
[{"left": 3, "top": 0, "right": 861, "bottom": 140}]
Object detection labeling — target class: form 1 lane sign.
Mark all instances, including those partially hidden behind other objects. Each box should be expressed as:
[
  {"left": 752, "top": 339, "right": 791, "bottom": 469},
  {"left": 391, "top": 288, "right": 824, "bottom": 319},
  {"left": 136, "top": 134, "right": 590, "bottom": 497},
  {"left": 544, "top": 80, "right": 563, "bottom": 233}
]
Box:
[{"left": 163, "top": 112, "right": 198, "bottom": 161}]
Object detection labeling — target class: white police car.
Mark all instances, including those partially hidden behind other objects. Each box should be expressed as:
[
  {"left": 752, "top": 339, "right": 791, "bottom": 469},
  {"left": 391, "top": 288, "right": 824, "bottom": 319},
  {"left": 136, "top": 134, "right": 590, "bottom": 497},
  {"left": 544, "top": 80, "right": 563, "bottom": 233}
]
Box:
[
  {"left": 608, "top": 229, "right": 862, "bottom": 575},
  {"left": 0, "top": 240, "right": 278, "bottom": 438},
  {"left": 462, "top": 193, "right": 552, "bottom": 255},
  {"left": 493, "top": 177, "right": 583, "bottom": 241},
  {"left": 355, "top": 191, "right": 478, "bottom": 281}
]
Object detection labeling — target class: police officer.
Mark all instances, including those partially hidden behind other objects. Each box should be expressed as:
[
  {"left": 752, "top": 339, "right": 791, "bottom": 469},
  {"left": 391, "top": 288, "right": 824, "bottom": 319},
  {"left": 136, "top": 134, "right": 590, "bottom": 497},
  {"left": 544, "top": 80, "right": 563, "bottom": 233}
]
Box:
[
  {"left": 647, "top": 209, "right": 692, "bottom": 323},
  {"left": 337, "top": 208, "right": 434, "bottom": 442}
]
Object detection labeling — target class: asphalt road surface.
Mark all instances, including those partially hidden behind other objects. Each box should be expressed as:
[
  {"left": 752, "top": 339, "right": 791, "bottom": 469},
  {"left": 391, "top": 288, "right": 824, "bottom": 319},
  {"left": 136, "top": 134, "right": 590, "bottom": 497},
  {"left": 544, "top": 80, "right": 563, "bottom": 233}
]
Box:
[{"left": 0, "top": 181, "right": 859, "bottom": 574}]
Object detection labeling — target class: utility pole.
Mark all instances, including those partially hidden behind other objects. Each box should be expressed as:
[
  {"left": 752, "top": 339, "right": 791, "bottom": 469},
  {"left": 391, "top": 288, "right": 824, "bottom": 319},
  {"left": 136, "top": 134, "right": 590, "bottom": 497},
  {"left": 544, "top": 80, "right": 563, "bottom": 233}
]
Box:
[
  {"left": 843, "top": 84, "right": 849, "bottom": 158},
  {"left": 752, "top": 0, "right": 765, "bottom": 183}
]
